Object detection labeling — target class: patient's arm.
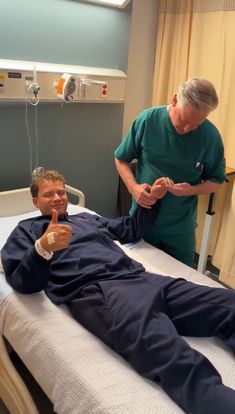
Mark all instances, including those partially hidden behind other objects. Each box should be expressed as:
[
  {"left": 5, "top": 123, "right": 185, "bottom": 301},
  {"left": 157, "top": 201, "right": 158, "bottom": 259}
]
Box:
[
  {"left": 2, "top": 229, "right": 51, "bottom": 294},
  {"left": 92, "top": 178, "right": 172, "bottom": 244},
  {"left": 92, "top": 200, "right": 160, "bottom": 245}
]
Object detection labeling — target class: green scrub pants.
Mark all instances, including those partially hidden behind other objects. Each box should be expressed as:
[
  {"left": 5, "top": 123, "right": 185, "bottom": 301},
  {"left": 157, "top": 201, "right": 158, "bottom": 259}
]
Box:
[{"left": 144, "top": 230, "right": 195, "bottom": 267}]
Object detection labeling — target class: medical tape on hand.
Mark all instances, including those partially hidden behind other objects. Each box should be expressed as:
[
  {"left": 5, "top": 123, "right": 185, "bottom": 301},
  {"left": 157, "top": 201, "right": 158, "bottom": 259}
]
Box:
[{"left": 47, "top": 232, "right": 57, "bottom": 245}]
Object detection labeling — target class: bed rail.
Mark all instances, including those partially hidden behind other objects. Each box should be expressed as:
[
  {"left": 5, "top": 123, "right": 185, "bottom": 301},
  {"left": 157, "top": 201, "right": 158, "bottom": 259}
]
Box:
[{"left": 0, "top": 335, "right": 39, "bottom": 414}]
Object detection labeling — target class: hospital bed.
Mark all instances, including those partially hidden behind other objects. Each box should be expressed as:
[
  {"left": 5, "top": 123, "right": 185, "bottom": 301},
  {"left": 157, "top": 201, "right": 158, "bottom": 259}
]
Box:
[{"left": 0, "top": 186, "right": 235, "bottom": 414}]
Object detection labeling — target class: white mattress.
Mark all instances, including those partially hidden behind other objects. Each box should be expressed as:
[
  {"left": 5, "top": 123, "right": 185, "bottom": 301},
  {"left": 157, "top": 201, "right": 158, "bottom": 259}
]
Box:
[{"left": 0, "top": 206, "right": 235, "bottom": 414}]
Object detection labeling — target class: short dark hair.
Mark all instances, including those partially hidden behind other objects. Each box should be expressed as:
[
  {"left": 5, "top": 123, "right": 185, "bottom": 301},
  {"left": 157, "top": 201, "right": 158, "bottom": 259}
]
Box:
[{"left": 30, "top": 169, "right": 65, "bottom": 197}]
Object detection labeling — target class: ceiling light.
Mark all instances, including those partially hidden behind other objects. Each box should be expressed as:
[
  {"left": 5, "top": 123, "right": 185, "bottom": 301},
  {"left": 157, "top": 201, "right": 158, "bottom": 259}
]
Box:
[{"left": 84, "top": 0, "right": 131, "bottom": 8}]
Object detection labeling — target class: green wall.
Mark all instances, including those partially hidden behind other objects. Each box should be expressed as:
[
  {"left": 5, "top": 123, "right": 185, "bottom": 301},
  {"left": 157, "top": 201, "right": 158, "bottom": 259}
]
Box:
[{"left": 0, "top": 0, "right": 132, "bottom": 216}]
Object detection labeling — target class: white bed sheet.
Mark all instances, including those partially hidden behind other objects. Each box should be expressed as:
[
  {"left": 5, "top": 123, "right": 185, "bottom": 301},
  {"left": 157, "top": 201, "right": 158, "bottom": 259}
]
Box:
[{"left": 1, "top": 205, "right": 235, "bottom": 414}]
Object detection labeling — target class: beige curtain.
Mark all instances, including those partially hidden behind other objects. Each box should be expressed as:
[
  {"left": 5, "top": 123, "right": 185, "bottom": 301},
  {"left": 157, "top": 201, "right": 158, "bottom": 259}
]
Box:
[{"left": 152, "top": 0, "right": 235, "bottom": 286}]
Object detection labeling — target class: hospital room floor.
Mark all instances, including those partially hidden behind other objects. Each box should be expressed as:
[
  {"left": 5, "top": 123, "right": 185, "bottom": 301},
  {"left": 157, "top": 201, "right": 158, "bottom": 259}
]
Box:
[{"left": 0, "top": 350, "right": 55, "bottom": 414}]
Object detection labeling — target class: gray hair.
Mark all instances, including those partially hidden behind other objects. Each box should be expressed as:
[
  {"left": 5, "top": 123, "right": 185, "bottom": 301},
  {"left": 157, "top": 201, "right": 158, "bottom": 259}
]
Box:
[{"left": 177, "top": 78, "right": 218, "bottom": 112}]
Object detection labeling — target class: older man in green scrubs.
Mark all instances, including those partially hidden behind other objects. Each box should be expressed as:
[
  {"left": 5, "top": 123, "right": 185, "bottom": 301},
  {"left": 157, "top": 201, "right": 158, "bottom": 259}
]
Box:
[{"left": 115, "top": 78, "right": 225, "bottom": 266}]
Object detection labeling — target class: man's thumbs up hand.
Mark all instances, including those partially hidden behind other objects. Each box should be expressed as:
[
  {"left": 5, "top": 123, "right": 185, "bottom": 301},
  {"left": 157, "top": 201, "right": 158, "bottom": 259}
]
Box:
[
  {"left": 50, "top": 208, "right": 59, "bottom": 225},
  {"left": 39, "top": 209, "right": 73, "bottom": 253}
]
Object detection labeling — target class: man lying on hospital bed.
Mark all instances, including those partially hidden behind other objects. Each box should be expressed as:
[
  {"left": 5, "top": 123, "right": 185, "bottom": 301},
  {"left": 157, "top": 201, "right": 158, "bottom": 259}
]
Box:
[{"left": 2, "top": 169, "right": 235, "bottom": 414}]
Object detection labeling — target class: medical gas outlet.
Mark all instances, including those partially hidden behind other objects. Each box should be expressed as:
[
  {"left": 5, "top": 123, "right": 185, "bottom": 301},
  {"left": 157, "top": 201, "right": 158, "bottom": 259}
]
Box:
[
  {"left": 25, "top": 80, "right": 40, "bottom": 101},
  {"left": 79, "top": 78, "right": 108, "bottom": 99}
]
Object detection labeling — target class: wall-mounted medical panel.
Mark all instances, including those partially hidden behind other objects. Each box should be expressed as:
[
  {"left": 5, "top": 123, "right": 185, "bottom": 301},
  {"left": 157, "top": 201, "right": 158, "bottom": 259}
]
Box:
[{"left": 0, "top": 59, "right": 126, "bottom": 103}]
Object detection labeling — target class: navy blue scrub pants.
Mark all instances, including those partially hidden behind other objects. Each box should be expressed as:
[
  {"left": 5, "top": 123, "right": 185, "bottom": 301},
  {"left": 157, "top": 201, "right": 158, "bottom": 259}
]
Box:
[{"left": 69, "top": 273, "right": 235, "bottom": 414}]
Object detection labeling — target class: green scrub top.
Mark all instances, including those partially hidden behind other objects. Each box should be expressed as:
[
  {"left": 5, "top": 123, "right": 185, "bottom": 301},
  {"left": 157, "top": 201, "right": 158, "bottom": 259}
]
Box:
[{"left": 115, "top": 106, "right": 225, "bottom": 236}]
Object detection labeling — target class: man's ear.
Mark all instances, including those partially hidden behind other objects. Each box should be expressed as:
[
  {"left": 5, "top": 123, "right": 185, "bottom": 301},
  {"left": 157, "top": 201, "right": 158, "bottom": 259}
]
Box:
[
  {"left": 171, "top": 94, "right": 178, "bottom": 106},
  {"left": 33, "top": 197, "right": 39, "bottom": 209}
]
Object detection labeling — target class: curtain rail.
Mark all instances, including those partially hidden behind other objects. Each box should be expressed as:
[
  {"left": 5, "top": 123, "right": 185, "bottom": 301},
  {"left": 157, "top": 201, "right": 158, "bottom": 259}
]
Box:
[{"left": 159, "top": 0, "right": 235, "bottom": 14}]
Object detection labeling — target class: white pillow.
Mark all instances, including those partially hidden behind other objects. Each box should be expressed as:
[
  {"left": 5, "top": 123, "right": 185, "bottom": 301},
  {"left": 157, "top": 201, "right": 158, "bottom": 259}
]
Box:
[{"left": 67, "top": 204, "right": 97, "bottom": 216}]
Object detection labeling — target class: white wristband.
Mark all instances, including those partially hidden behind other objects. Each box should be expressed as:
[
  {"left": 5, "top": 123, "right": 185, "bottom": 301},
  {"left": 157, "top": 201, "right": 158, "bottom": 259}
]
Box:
[{"left": 35, "top": 239, "right": 53, "bottom": 261}]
